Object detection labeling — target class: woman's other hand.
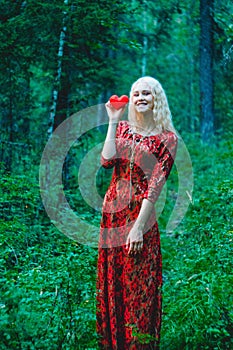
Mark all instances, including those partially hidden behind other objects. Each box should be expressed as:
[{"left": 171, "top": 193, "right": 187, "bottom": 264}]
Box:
[{"left": 125, "top": 225, "right": 143, "bottom": 255}]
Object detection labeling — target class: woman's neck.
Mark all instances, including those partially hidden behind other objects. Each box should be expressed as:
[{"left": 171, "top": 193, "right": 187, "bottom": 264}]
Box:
[{"left": 133, "top": 112, "right": 157, "bottom": 135}]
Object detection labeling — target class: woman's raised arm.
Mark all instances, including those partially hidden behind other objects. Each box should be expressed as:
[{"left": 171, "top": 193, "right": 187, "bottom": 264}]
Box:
[{"left": 101, "top": 101, "right": 126, "bottom": 160}]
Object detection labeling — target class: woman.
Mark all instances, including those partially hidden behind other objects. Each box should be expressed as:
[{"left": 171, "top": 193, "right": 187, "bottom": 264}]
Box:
[{"left": 96, "top": 76, "right": 177, "bottom": 349}]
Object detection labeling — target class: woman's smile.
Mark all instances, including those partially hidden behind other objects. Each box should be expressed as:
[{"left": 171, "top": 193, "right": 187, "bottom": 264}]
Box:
[{"left": 136, "top": 101, "right": 147, "bottom": 105}]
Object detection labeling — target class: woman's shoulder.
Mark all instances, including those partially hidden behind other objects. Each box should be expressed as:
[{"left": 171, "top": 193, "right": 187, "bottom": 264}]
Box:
[
  {"left": 162, "top": 129, "right": 178, "bottom": 141},
  {"left": 158, "top": 130, "right": 178, "bottom": 149}
]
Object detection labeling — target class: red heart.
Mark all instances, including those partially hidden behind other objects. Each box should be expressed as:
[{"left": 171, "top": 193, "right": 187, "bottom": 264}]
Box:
[{"left": 109, "top": 95, "right": 129, "bottom": 110}]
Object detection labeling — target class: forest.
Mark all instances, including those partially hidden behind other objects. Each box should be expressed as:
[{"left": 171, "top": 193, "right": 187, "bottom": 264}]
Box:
[{"left": 0, "top": 0, "right": 233, "bottom": 349}]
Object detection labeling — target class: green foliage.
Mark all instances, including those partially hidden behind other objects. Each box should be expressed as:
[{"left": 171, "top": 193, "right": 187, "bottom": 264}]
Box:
[
  {"left": 0, "top": 239, "right": 98, "bottom": 349},
  {"left": 126, "top": 323, "right": 157, "bottom": 345},
  {"left": 1, "top": 0, "right": 233, "bottom": 148},
  {"left": 160, "top": 136, "right": 233, "bottom": 349},
  {"left": 0, "top": 166, "right": 98, "bottom": 349}
]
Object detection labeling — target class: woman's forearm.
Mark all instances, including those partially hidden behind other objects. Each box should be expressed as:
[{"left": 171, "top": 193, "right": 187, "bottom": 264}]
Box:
[
  {"left": 133, "top": 198, "right": 154, "bottom": 230},
  {"left": 101, "top": 122, "right": 118, "bottom": 159}
]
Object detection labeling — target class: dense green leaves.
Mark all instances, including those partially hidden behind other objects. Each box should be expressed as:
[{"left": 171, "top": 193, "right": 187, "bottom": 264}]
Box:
[
  {"left": 1, "top": 0, "right": 233, "bottom": 143},
  {"left": 0, "top": 166, "right": 98, "bottom": 349},
  {"left": 160, "top": 137, "right": 233, "bottom": 349}
]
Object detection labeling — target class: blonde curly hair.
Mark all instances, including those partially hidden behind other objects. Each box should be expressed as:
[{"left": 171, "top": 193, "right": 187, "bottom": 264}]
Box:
[{"left": 128, "top": 76, "right": 176, "bottom": 134}]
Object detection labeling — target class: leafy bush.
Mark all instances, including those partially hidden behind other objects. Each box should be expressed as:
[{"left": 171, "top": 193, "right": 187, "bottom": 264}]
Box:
[
  {"left": 160, "top": 136, "right": 233, "bottom": 349},
  {"left": 0, "top": 167, "right": 98, "bottom": 349}
]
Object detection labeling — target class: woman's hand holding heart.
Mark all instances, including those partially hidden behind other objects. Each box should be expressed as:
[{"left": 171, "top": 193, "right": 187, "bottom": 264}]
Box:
[{"left": 106, "top": 95, "right": 129, "bottom": 123}]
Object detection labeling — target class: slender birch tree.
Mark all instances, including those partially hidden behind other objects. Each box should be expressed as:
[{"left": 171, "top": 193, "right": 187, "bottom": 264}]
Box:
[{"left": 48, "top": 0, "right": 69, "bottom": 138}]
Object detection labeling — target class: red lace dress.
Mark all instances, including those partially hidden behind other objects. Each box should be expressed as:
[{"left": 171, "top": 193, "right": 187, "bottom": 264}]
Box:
[{"left": 96, "top": 121, "right": 177, "bottom": 349}]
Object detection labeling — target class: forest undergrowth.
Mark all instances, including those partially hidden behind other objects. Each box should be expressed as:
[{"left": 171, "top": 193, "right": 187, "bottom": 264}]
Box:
[{"left": 0, "top": 134, "right": 232, "bottom": 350}]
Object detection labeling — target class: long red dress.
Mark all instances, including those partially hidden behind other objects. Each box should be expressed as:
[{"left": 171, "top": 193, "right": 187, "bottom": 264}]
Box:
[{"left": 96, "top": 121, "right": 177, "bottom": 349}]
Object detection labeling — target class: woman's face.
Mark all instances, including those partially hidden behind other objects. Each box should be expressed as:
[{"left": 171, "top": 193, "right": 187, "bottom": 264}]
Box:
[{"left": 132, "top": 82, "right": 154, "bottom": 114}]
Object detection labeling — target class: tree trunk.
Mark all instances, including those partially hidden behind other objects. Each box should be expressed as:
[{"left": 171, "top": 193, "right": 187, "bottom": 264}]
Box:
[
  {"left": 6, "top": 70, "right": 14, "bottom": 171},
  {"left": 199, "top": 0, "right": 215, "bottom": 142},
  {"left": 54, "top": 50, "right": 71, "bottom": 130},
  {"left": 186, "top": 0, "right": 197, "bottom": 133},
  {"left": 48, "top": 0, "right": 69, "bottom": 138},
  {"left": 142, "top": 6, "right": 148, "bottom": 76}
]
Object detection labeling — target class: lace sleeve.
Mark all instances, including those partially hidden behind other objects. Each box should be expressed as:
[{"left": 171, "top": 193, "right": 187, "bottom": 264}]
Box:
[{"left": 143, "top": 132, "right": 178, "bottom": 203}]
